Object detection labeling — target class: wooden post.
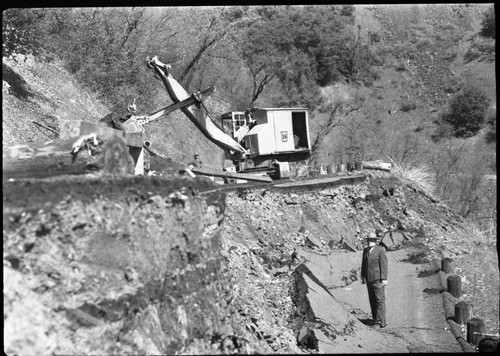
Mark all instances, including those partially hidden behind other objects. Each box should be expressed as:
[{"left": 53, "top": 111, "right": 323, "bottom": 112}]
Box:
[
  {"left": 361, "top": 160, "right": 391, "bottom": 171},
  {"left": 447, "top": 275, "right": 462, "bottom": 298},
  {"left": 442, "top": 291, "right": 456, "bottom": 320},
  {"left": 441, "top": 258, "right": 454, "bottom": 274},
  {"left": 467, "top": 318, "right": 486, "bottom": 346},
  {"left": 455, "top": 301, "right": 471, "bottom": 325},
  {"left": 437, "top": 271, "right": 448, "bottom": 291}
]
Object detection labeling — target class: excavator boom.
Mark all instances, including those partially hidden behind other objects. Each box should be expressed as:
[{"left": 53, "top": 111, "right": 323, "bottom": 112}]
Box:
[{"left": 146, "top": 56, "right": 247, "bottom": 154}]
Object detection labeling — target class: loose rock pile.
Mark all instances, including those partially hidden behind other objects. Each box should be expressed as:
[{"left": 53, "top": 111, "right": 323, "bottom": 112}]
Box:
[{"left": 218, "top": 171, "right": 492, "bottom": 353}]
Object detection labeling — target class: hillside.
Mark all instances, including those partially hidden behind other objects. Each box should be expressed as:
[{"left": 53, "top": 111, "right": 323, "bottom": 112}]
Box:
[
  {"left": 3, "top": 5, "right": 496, "bottom": 180},
  {"left": 2, "top": 54, "right": 226, "bottom": 172},
  {"left": 3, "top": 5, "right": 496, "bottom": 175},
  {"left": 312, "top": 4, "right": 496, "bottom": 168},
  {"left": 3, "top": 4, "right": 498, "bottom": 354}
]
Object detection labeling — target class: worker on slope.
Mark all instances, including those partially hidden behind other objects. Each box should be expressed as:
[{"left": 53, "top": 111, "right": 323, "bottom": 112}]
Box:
[{"left": 361, "top": 231, "right": 388, "bottom": 328}]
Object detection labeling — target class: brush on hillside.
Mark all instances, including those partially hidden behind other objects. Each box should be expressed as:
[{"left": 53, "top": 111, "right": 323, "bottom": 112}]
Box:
[{"left": 389, "top": 157, "right": 436, "bottom": 197}]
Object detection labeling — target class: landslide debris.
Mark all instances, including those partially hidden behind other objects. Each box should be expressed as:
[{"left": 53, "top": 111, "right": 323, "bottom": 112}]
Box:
[
  {"left": 4, "top": 171, "right": 498, "bottom": 354},
  {"left": 217, "top": 171, "right": 493, "bottom": 353}
]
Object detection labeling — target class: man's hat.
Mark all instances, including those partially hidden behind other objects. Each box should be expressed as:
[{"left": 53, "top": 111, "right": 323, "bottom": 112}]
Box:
[{"left": 367, "top": 232, "right": 378, "bottom": 241}]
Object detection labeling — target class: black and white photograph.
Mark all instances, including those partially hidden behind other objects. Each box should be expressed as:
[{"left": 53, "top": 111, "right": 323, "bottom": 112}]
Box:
[{"left": 3, "top": 4, "right": 498, "bottom": 354}]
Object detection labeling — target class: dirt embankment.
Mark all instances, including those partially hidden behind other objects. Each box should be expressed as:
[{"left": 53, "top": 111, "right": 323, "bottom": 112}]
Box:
[
  {"left": 3, "top": 172, "right": 498, "bottom": 354},
  {"left": 3, "top": 175, "right": 232, "bottom": 355}
]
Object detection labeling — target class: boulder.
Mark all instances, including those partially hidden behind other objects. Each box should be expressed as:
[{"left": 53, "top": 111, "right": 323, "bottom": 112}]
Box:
[
  {"left": 297, "top": 326, "right": 316, "bottom": 349},
  {"left": 380, "top": 231, "right": 406, "bottom": 250},
  {"left": 293, "top": 263, "right": 359, "bottom": 350},
  {"left": 305, "top": 234, "right": 323, "bottom": 249},
  {"left": 295, "top": 249, "right": 362, "bottom": 289},
  {"left": 313, "top": 329, "right": 337, "bottom": 353},
  {"left": 341, "top": 239, "right": 357, "bottom": 252}
]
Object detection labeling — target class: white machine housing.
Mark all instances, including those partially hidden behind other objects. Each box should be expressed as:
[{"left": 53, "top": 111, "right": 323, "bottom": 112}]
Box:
[{"left": 242, "top": 108, "right": 311, "bottom": 158}]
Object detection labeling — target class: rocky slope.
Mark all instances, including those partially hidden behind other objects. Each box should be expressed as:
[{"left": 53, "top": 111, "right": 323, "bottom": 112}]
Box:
[
  {"left": 4, "top": 170, "right": 497, "bottom": 354},
  {"left": 217, "top": 170, "right": 498, "bottom": 353}
]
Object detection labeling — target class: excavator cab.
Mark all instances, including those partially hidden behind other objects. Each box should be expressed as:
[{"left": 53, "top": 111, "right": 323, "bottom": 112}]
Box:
[
  {"left": 220, "top": 111, "right": 256, "bottom": 143},
  {"left": 242, "top": 108, "right": 311, "bottom": 158}
]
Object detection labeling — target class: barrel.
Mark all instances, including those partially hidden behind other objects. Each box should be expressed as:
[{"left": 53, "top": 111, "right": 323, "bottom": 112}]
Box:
[
  {"left": 355, "top": 161, "right": 363, "bottom": 171},
  {"left": 447, "top": 275, "right": 462, "bottom": 298},
  {"left": 455, "top": 301, "right": 471, "bottom": 325},
  {"left": 337, "top": 163, "right": 345, "bottom": 173},
  {"left": 347, "top": 162, "right": 355, "bottom": 172},
  {"left": 441, "top": 258, "right": 454, "bottom": 274},
  {"left": 467, "top": 318, "right": 486, "bottom": 346},
  {"left": 326, "top": 164, "right": 334, "bottom": 175}
]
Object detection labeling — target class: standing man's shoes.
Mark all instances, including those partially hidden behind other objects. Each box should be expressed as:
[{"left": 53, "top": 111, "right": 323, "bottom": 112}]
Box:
[{"left": 379, "top": 323, "right": 387, "bottom": 328}]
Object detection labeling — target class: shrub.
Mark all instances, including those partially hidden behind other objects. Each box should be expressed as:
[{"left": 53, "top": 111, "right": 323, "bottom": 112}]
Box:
[
  {"left": 400, "top": 100, "right": 417, "bottom": 112},
  {"left": 437, "top": 22, "right": 458, "bottom": 33},
  {"left": 431, "top": 120, "right": 455, "bottom": 142},
  {"left": 464, "top": 37, "right": 495, "bottom": 63},
  {"left": 395, "top": 61, "right": 406, "bottom": 72},
  {"left": 485, "top": 106, "right": 496, "bottom": 143},
  {"left": 2, "top": 8, "right": 46, "bottom": 58},
  {"left": 442, "top": 85, "right": 490, "bottom": 138},
  {"left": 393, "top": 43, "right": 417, "bottom": 59},
  {"left": 368, "top": 31, "right": 381, "bottom": 44},
  {"left": 390, "top": 159, "right": 436, "bottom": 196},
  {"left": 359, "top": 67, "right": 380, "bottom": 86},
  {"left": 415, "top": 37, "right": 434, "bottom": 51}
]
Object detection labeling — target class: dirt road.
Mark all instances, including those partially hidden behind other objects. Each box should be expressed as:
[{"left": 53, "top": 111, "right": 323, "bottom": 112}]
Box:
[{"left": 323, "top": 248, "right": 463, "bottom": 353}]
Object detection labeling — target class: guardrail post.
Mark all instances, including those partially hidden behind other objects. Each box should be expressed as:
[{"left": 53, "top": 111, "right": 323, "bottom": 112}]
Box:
[
  {"left": 441, "top": 257, "right": 454, "bottom": 274},
  {"left": 447, "top": 275, "right": 462, "bottom": 298},
  {"left": 467, "top": 318, "right": 486, "bottom": 346},
  {"left": 454, "top": 301, "right": 471, "bottom": 325}
]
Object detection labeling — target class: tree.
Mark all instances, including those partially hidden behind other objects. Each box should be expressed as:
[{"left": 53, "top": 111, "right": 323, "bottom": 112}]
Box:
[
  {"left": 430, "top": 140, "right": 491, "bottom": 218},
  {"left": 479, "top": 5, "right": 495, "bottom": 39},
  {"left": 230, "top": 6, "right": 286, "bottom": 106},
  {"left": 442, "top": 85, "right": 490, "bottom": 138},
  {"left": 233, "top": 5, "right": 357, "bottom": 107},
  {"left": 175, "top": 7, "right": 257, "bottom": 89},
  {"left": 34, "top": 7, "right": 170, "bottom": 113},
  {"left": 2, "top": 8, "right": 47, "bottom": 58}
]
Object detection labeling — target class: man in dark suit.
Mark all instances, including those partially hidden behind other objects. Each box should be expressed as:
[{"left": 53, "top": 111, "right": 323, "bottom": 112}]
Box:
[{"left": 361, "top": 232, "right": 388, "bottom": 328}]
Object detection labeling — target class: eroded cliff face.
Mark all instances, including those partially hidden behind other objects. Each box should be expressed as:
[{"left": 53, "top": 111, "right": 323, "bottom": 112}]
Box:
[{"left": 3, "top": 175, "right": 229, "bottom": 355}]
